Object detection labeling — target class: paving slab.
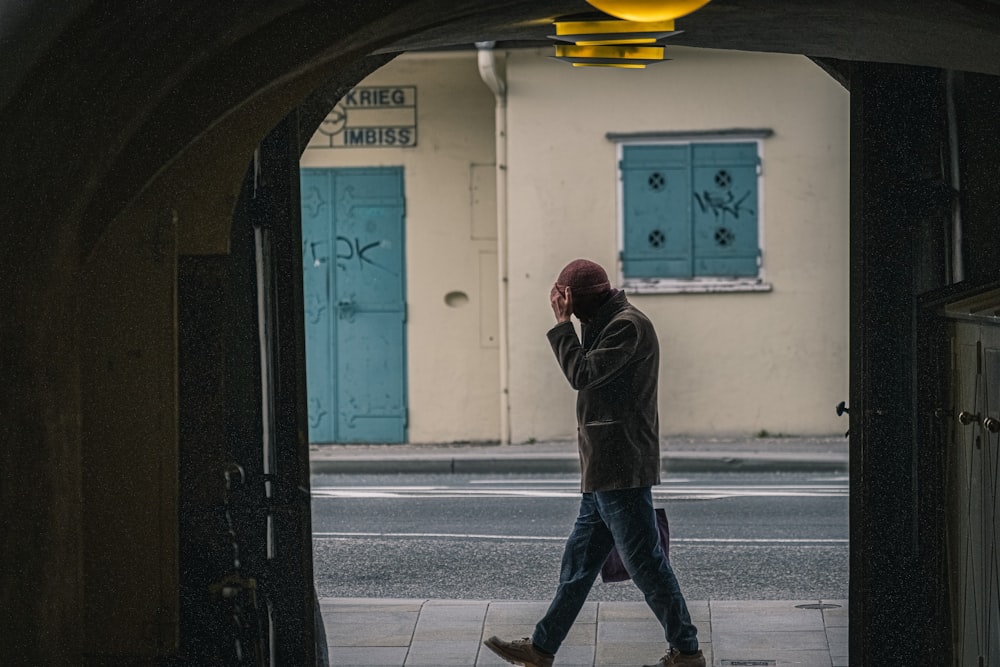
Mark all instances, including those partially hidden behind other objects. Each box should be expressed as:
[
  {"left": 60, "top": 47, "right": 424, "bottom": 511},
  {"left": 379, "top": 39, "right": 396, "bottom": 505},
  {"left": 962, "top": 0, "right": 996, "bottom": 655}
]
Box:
[
  {"left": 477, "top": 643, "right": 597, "bottom": 666},
  {"left": 710, "top": 611, "right": 827, "bottom": 633},
  {"left": 716, "top": 650, "right": 833, "bottom": 667},
  {"left": 596, "top": 640, "right": 672, "bottom": 666},
  {"left": 329, "top": 646, "right": 409, "bottom": 665},
  {"left": 323, "top": 598, "right": 424, "bottom": 612},
  {"left": 404, "top": 639, "right": 482, "bottom": 665},
  {"left": 484, "top": 600, "right": 563, "bottom": 624},
  {"left": 325, "top": 616, "right": 417, "bottom": 648},
  {"left": 820, "top": 602, "right": 849, "bottom": 628},
  {"left": 596, "top": 618, "right": 664, "bottom": 643},
  {"left": 715, "top": 631, "right": 832, "bottom": 652},
  {"left": 825, "top": 626, "right": 848, "bottom": 657}
]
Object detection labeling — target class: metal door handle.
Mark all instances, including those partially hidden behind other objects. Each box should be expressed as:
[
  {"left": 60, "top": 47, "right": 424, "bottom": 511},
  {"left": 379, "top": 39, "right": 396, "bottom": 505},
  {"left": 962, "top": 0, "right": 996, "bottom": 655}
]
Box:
[
  {"left": 958, "top": 411, "right": 980, "bottom": 426},
  {"left": 984, "top": 416, "right": 1000, "bottom": 434}
]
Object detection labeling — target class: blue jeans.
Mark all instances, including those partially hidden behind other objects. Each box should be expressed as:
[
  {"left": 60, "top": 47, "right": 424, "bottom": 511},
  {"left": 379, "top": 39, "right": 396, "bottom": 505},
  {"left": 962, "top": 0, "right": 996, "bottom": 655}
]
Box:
[{"left": 532, "top": 487, "right": 699, "bottom": 655}]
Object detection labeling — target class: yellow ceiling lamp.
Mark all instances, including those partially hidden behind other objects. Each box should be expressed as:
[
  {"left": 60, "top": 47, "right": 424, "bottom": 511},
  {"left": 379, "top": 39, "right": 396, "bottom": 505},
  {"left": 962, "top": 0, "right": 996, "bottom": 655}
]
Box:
[
  {"left": 552, "top": 43, "right": 665, "bottom": 68},
  {"left": 551, "top": 0, "right": 712, "bottom": 68},
  {"left": 585, "top": 0, "right": 712, "bottom": 22}
]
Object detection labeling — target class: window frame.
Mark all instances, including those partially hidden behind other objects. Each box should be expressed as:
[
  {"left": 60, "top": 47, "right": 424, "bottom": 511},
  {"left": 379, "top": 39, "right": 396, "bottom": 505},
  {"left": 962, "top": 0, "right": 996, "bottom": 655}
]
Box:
[{"left": 611, "top": 130, "right": 773, "bottom": 294}]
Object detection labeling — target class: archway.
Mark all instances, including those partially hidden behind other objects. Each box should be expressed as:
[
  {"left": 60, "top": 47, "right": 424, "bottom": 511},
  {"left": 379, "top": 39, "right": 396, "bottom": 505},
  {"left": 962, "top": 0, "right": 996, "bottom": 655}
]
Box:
[{"left": 3, "top": 2, "right": 1000, "bottom": 664}]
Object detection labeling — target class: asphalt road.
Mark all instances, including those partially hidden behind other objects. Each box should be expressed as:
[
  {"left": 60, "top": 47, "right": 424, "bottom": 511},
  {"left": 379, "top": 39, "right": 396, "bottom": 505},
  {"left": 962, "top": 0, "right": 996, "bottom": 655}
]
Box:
[{"left": 311, "top": 471, "right": 848, "bottom": 601}]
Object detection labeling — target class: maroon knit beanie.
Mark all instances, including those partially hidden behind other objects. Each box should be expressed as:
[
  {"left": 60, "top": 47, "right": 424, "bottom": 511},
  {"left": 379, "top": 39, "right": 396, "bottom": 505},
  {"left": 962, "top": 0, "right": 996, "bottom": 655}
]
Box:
[{"left": 556, "top": 259, "right": 611, "bottom": 296}]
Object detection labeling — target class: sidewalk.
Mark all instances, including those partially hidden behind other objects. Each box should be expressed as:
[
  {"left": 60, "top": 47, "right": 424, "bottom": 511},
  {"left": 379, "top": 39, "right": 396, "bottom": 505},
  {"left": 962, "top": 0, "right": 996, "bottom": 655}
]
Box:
[
  {"left": 320, "top": 597, "right": 849, "bottom": 666},
  {"left": 310, "top": 436, "right": 849, "bottom": 475}
]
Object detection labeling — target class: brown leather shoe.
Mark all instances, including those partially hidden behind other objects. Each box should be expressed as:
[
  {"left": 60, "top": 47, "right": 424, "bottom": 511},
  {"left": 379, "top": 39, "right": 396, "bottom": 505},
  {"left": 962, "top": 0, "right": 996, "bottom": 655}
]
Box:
[
  {"left": 482, "top": 636, "right": 555, "bottom": 667},
  {"left": 650, "top": 647, "right": 706, "bottom": 667}
]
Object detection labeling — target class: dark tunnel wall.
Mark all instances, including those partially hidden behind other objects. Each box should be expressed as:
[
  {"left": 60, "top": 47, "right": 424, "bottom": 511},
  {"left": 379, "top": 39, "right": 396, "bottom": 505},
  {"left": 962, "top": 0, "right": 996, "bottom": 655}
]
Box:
[{"left": 0, "top": 3, "right": 419, "bottom": 661}]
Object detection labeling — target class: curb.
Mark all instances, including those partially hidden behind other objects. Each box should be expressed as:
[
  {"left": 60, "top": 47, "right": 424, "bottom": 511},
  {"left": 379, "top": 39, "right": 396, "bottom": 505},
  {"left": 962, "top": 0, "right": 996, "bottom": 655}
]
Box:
[{"left": 309, "top": 454, "right": 848, "bottom": 475}]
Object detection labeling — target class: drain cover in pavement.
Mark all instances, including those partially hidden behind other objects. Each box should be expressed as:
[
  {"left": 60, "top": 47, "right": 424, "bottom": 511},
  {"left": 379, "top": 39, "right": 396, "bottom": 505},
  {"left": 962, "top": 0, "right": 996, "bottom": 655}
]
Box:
[
  {"left": 795, "top": 603, "right": 842, "bottom": 610},
  {"left": 721, "top": 661, "right": 777, "bottom": 666}
]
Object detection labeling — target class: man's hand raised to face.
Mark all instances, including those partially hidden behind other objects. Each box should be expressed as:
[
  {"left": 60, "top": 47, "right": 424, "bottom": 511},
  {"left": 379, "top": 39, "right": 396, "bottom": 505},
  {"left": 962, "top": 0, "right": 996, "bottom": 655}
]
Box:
[{"left": 550, "top": 283, "right": 573, "bottom": 324}]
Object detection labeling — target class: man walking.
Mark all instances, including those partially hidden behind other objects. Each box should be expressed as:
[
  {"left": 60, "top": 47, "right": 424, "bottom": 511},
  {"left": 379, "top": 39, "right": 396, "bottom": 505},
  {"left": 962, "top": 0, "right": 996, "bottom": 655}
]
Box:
[{"left": 484, "top": 259, "right": 704, "bottom": 667}]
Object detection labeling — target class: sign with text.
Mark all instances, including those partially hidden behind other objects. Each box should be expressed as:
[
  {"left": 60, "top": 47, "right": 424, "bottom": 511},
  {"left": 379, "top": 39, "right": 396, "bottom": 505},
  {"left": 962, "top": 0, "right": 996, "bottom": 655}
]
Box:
[{"left": 308, "top": 86, "right": 417, "bottom": 149}]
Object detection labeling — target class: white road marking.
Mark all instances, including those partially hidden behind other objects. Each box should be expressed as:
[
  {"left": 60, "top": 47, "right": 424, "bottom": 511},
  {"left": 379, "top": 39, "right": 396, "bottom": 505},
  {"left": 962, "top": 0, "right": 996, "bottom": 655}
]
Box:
[
  {"left": 311, "top": 488, "right": 582, "bottom": 499},
  {"left": 312, "top": 530, "right": 848, "bottom": 544},
  {"left": 311, "top": 484, "right": 848, "bottom": 500},
  {"left": 467, "top": 478, "right": 693, "bottom": 485},
  {"left": 314, "top": 531, "right": 566, "bottom": 541}
]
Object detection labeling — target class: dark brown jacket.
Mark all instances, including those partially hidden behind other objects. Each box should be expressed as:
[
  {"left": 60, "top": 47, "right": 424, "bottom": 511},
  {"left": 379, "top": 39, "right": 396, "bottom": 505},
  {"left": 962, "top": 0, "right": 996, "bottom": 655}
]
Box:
[{"left": 546, "top": 291, "right": 661, "bottom": 492}]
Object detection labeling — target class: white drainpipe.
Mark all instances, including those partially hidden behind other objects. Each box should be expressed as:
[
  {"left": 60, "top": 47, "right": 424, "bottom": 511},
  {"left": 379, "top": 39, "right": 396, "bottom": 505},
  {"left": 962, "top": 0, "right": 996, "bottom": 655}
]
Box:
[
  {"left": 476, "top": 41, "right": 511, "bottom": 444},
  {"left": 945, "top": 69, "right": 964, "bottom": 284}
]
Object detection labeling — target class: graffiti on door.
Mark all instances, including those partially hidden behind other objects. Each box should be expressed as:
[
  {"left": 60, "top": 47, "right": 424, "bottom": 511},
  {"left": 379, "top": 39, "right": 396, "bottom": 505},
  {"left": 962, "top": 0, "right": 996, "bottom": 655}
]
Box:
[{"left": 336, "top": 235, "right": 397, "bottom": 275}]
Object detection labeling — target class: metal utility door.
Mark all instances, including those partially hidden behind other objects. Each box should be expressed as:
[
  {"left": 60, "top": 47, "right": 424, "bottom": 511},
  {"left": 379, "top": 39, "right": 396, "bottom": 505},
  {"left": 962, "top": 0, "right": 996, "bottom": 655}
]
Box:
[
  {"left": 950, "top": 322, "right": 1000, "bottom": 667},
  {"left": 301, "top": 167, "right": 407, "bottom": 443}
]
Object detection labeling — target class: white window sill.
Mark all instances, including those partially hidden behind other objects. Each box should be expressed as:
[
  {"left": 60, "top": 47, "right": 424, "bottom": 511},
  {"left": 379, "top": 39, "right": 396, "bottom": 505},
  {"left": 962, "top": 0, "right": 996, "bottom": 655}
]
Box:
[{"left": 622, "top": 278, "right": 773, "bottom": 295}]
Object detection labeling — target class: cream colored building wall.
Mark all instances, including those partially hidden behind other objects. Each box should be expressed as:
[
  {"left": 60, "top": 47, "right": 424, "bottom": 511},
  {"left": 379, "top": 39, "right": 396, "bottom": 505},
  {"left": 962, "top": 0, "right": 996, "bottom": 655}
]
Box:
[
  {"left": 504, "top": 47, "right": 850, "bottom": 439},
  {"left": 303, "top": 46, "right": 850, "bottom": 443},
  {"left": 300, "top": 52, "right": 501, "bottom": 443}
]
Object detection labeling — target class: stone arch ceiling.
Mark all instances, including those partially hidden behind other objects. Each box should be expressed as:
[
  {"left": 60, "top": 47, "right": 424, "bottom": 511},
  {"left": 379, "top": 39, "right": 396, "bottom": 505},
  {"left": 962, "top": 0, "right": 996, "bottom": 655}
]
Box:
[{"left": 387, "top": 0, "right": 1000, "bottom": 74}]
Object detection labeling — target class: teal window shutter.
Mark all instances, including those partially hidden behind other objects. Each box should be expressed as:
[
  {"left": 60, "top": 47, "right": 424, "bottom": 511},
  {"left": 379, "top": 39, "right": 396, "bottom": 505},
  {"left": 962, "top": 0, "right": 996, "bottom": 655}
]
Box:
[
  {"left": 621, "top": 145, "right": 692, "bottom": 278},
  {"left": 621, "top": 141, "right": 760, "bottom": 280},
  {"left": 691, "top": 142, "right": 759, "bottom": 277}
]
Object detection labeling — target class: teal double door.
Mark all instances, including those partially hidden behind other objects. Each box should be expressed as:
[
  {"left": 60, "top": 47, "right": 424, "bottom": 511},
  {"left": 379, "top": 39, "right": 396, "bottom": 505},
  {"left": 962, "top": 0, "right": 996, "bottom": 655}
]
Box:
[{"left": 301, "top": 167, "right": 407, "bottom": 443}]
